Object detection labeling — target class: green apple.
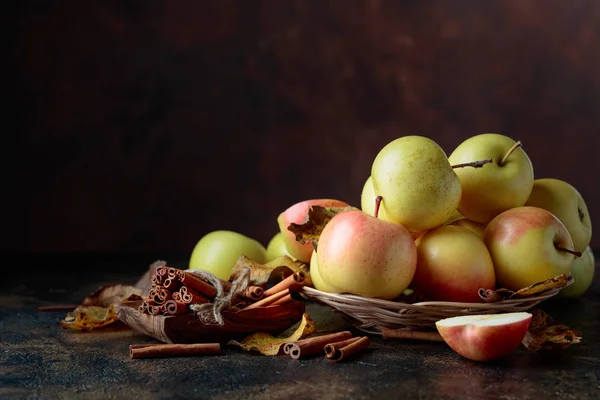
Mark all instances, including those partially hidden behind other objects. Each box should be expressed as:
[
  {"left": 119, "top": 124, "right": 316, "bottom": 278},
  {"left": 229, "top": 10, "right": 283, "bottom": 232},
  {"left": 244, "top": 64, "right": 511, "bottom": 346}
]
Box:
[
  {"left": 360, "top": 176, "right": 389, "bottom": 218},
  {"left": 448, "top": 133, "right": 534, "bottom": 224},
  {"left": 484, "top": 206, "right": 576, "bottom": 291},
  {"left": 317, "top": 209, "right": 417, "bottom": 300},
  {"left": 277, "top": 198, "right": 349, "bottom": 262},
  {"left": 265, "top": 232, "right": 292, "bottom": 261},
  {"left": 525, "top": 178, "right": 592, "bottom": 253},
  {"left": 309, "top": 250, "right": 338, "bottom": 293},
  {"left": 371, "top": 136, "right": 462, "bottom": 232},
  {"left": 449, "top": 217, "right": 486, "bottom": 239},
  {"left": 560, "top": 246, "right": 595, "bottom": 298},
  {"left": 189, "top": 230, "right": 267, "bottom": 280},
  {"left": 412, "top": 225, "right": 495, "bottom": 302}
]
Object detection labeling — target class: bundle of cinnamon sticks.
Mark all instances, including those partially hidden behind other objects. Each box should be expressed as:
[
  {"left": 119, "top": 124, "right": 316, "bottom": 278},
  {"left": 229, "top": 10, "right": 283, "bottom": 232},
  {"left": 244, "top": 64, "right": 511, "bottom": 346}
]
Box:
[
  {"left": 282, "top": 331, "right": 371, "bottom": 363},
  {"left": 139, "top": 266, "right": 222, "bottom": 316}
]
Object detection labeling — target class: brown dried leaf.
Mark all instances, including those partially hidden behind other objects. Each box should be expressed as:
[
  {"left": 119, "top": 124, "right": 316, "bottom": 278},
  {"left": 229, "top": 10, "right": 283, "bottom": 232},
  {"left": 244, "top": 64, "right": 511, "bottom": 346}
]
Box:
[
  {"left": 287, "top": 206, "right": 357, "bottom": 250},
  {"left": 229, "top": 255, "right": 309, "bottom": 287},
  {"left": 60, "top": 305, "right": 119, "bottom": 331},
  {"left": 81, "top": 284, "right": 143, "bottom": 307},
  {"left": 522, "top": 308, "right": 582, "bottom": 352},
  {"left": 228, "top": 312, "right": 317, "bottom": 355},
  {"left": 488, "top": 274, "right": 572, "bottom": 299}
]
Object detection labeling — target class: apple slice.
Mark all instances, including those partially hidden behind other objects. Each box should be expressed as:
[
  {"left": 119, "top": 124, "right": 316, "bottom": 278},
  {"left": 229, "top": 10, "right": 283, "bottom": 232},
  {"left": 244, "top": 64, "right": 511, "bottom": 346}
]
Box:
[{"left": 435, "top": 312, "right": 532, "bottom": 362}]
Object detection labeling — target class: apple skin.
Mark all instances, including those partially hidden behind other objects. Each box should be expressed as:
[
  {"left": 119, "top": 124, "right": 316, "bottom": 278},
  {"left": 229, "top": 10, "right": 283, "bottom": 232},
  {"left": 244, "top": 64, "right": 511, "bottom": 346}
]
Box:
[
  {"left": 448, "top": 133, "right": 534, "bottom": 224},
  {"left": 436, "top": 312, "right": 532, "bottom": 362},
  {"left": 277, "top": 198, "right": 349, "bottom": 262},
  {"left": 317, "top": 210, "right": 417, "bottom": 300},
  {"left": 412, "top": 225, "right": 495, "bottom": 302},
  {"left": 525, "top": 178, "right": 592, "bottom": 253},
  {"left": 449, "top": 217, "right": 486, "bottom": 239},
  {"left": 189, "top": 230, "right": 267, "bottom": 280},
  {"left": 265, "top": 232, "right": 292, "bottom": 261},
  {"left": 309, "top": 250, "right": 338, "bottom": 293},
  {"left": 560, "top": 246, "right": 595, "bottom": 298},
  {"left": 484, "top": 206, "right": 575, "bottom": 291},
  {"left": 371, "top": 135, "right": 462, "bottom": 232}
]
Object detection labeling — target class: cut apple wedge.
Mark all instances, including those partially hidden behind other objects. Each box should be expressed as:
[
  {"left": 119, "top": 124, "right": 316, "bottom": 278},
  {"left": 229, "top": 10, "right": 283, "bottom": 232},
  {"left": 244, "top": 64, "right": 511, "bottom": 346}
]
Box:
[{"left": 435, "top": 312, "right": 532, "bottom": 362}]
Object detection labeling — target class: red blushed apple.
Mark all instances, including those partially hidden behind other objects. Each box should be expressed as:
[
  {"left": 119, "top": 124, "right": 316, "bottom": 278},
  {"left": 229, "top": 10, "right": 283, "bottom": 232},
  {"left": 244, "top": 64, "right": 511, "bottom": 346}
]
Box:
[
  {"left": 436, "top": 312, "right": 532, "bottom": 362},
  {"left": 277, "top": 199, "right": 349, "bottom": 262}
]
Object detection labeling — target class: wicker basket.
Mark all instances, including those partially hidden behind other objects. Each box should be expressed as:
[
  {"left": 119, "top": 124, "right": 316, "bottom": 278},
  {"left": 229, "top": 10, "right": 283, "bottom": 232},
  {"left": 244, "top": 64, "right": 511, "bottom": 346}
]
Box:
[{"left": 299, "top": 278, "right": 573, "bottom": 334}]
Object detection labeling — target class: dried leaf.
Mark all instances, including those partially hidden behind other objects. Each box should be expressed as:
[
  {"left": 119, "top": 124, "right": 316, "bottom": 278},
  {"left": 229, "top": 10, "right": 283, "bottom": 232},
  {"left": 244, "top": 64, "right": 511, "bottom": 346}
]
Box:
[
  {"left": 287, "top": 206, "right": 357, "bottom": 250},
  {"left": 522, "top": 308, "right": 582, "bottom": 352},
  {"left": 81, "top": 284, "right": 143, "bottom": 307},
  {"left": 228, "top": 312, "right": 316, "bottom": 355},
  {"left": 60, "top": 305, "right": 119, "bottom": 331},
  {"left": 487, "top": 274, "right": 572, "bottom": 300},
  {"left": 229, "top": 255, "right": 310, "bottom": 287}
]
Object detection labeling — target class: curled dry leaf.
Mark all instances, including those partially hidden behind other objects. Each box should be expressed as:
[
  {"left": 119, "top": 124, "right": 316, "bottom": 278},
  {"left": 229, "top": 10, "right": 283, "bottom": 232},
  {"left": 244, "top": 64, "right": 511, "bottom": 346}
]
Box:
[
  {"left": 480, "top": 274, "right": 572, "bottom": 302},
  {"left": 287, "top": 205, "right": 357, "bottom": 250},
  {"left": 522, "top": 308, "right": 582, "bottom": 352},
  {"left": 229, "top": 255, "right": 310, "bottom": 287},
  {"left": 60, "top": 305, "right": 119, "bottom": 331},
  {"left": 227, "top": 312, "right": 316, "bottom": 356}
]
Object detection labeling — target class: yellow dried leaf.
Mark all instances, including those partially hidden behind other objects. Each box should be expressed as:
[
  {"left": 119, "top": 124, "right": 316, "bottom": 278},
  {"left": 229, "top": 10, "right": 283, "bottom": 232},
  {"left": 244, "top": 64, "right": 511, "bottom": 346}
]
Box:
[
  {"left": 287, "top": 205, "right": 358, "bottom": 250},
  {"left": 60, "top": 305, "right": 119, "bottom": 331},
  {"left": 492, "top": 274, "right": 572, "bottom": 299},
  {"left": 229, "top": 255, "right": 309, "bottom": 287},
  {"left": 522, "top": 308, "right": 582, "bottom": 352},
  {"left": 228, "top": 312, "right": 317, "bottom": 355}
]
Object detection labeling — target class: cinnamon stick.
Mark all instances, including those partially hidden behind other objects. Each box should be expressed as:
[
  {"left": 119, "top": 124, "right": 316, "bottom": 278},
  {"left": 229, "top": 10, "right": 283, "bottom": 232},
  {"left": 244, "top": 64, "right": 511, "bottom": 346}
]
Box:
[
  {"left": 286, "top": 331, "right": 353, "bottom": 359},
  {"left": 37, "top": 305, "right": 79, "bottom": 312},
  {"left": 242, "top": 286, "right": 264, "bottom": 301},
  {"left": 151, "top": 273, "right": 164, "bottom": 286},
  {"left": 478, "top": 288, "right": 503, "bottom": 303},
  {"left": 149, "top": 286, "right": 171, "bottom": 304},
  {"left": 263, "top": 272, "right": 306, "bottom": 297},
  {"left": 179, "top": 286, "right": 211, "bottom": 304},
  {"left": 163, "top": 277, "right": 182, "bottom": 291},
  {"left": 178, "top": 272, "right": 218, "bottom": 299},
  {"left": 161, "top": 299, "right": 189, "bottom": 315},
  {"left": 381, "top": 328, "right": 444, "bottom": 342},
  {"left": 129, "top": 343, "right": 221, "bottom": 359},
  {"left": 325, "top": 336, "right": 370, "bottom": 362},
  {"left": 243, "top": 289, "right": 290, "bottom": 310},
  {"left": 156, "top": 266, "right": 169, "bottom": 278}
]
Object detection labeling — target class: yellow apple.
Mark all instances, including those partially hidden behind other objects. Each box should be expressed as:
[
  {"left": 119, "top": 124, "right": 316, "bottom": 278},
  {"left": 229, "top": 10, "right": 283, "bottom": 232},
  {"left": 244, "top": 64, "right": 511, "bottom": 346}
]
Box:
[
  {"left": 412, "top": 225, "right": 495, "bottom": 302},
  {"left": 309, "top": 250, "right": 337, "bottom": 293},
  {"left": 484, "top": 206, "right": 576, "bottom": 291},
  {"left": 277, "top": 198, "right": 349, "bottom": 262},
  {"left": 560, "top": 246, "right": 595, "bottom": 298},
  {"left": 436, "top": 312, "right": 532, "bottom": 362},
  {"left": 449, "top": 217, "right": 486, "bottom": 239},
  {"left": 189, "top": 230, "right": 267, "bottom": 280},
  {"left": 317, "top": 209, "right": 417, "bottom": 300},
  {"left": 448, "top": 133, "right": 534, "bottom": 224},
  {"left": 371, "top": 135, "right": 462, "bottom": 232},
  {"left": 265, "top": 232, "right": 292, "bottom": 261},
  {"left": 525, "top": 178, "right": 592, "bottom": 253}
]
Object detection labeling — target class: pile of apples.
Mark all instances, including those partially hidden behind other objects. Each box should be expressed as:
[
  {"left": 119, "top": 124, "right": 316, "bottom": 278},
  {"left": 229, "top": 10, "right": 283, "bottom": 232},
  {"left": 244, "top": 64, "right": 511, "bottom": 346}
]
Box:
[{"left": 190, "top": 133, "right": 593, "bottom": 303}]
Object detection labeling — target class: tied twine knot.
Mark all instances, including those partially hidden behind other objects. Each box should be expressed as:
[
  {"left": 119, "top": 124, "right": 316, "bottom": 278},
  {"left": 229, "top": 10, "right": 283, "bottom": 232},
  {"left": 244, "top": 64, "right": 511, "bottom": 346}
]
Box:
[{"left": 188, "top": 267, "right": 251, "bottom": 325}]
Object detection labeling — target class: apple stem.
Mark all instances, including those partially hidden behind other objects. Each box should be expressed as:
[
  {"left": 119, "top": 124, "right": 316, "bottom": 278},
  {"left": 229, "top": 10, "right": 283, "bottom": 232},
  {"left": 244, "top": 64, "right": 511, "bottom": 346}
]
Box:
[
  {"left": 374, "top": 196, "right": 383, "bottom": 219},
  {"left": 498, "top": 141, "right": 522, "bottom": 166},
  {"left": 556, "top": 247, "right": 582, "bottom": 258},
  {"left": 451, "top": 158, "right": 493, "bottom": 169}
]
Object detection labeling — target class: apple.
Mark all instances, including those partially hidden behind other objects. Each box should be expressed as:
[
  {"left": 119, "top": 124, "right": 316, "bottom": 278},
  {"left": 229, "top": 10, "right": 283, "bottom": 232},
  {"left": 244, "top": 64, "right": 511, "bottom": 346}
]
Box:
[
  {"left": 525, "top": 178, "right": 592, "bottom": 253},
  {"left": 277, "top": 198, "right": 349, "bottom": 262},
  {"left": 371, "top": 135, "right": 462, "bottom": 232},
  {"left": 189, "top": 230, "right": 267, "bottom": 280},
  {"left": 265, "top": 232, "right": 292, "bottom": 261},
  {"left": 309, "top": 250, "right": 338, "bottom": 293},
  {"left": 448, "top": 133, "right": 534, "bottom": 224},
  {"left": 560, "top": 246, "right": 595, "bottom": 298},
  {"left": 484, "top": 206, "right": 577, "bottom": 291},
  {"left": 317, "top": 209, "right": 417, "bottom": 300},
  {"left": 412, "top": 225, "right": 495, "bottom": 302},
  {"left": 449, "top": 217, "right": 486, "bottom": 239},
  {"left": 436, "top": 312, "right": 532, "bottom": 362}
]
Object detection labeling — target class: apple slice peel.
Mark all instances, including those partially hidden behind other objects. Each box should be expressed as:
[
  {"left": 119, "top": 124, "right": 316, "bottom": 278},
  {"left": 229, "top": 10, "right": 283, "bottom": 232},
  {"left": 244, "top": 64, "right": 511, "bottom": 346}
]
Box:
[{"left": 435, "top": 312, "right": 532, "bottom": 362}]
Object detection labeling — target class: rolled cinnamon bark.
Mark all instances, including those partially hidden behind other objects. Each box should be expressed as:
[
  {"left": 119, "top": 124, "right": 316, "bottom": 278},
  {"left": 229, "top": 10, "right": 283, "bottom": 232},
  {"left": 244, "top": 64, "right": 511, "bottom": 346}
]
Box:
[
  {"left": 167, "top": 267, "right": 179, "bottom": 279},
  {"left": 162, "top": 299, "right": 189, "bottom": 315},
  {"left": 151, "top": 274, "right": 164, "bottom": 286},
  {"left": 478, "top": 288, "right": 503, "bottom": 303},
  {"left": 243, "top": 286, "right": 264, "bottom": 301},
  {"left": 243, "top": 289, "right": 290, "bottom": 310},
  {"left": 148, "top": 304, "right": 161, "bottom": 315},
  {"left": 150, "top": 287, "right": 171, "bottom": 304},
  {"left": 163, "top": 278, "right": 183, "bottom": 291},
  {"left": 179, "top": 286, "right": 211, "bottom": 304},
  {"left": 286, "top": 331, "right": 353, "bottom": 359},
  {"left": 325, "top": 336, "right": 370, "bottom": 362},
  {"left": 129, "top": 343, "right": 221, "bottom": 359},
  {"left": 381, "top": 328, "right": 444, "bottom": 342},
  {"left": 178, "top": 272, "right": 218, "bottom": 299},
  {"left": 263, "top": 272, "right": 306, "bottom": 297},
  {"left": 156, "top": 266, "right": 169, "bottom": 278}
]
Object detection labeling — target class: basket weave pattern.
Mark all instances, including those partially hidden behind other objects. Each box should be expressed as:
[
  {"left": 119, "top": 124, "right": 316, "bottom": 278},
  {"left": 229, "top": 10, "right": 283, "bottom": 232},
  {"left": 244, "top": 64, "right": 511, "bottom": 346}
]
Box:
[{"left": 300, "top": 282, "right": 570, "bottom": 334}]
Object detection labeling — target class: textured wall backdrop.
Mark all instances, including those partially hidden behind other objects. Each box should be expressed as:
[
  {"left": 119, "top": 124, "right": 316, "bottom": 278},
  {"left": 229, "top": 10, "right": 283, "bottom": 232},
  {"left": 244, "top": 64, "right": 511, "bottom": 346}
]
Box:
[{"left": 17, "top": 0, "right": 600, "bottom": 254}]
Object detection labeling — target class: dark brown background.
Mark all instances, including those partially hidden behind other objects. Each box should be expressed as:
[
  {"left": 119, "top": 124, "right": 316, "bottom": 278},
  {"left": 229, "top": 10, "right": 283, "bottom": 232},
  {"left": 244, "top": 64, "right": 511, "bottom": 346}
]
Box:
[{"left": 15, "top": 0, "right": 600, "bottom": 256}]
